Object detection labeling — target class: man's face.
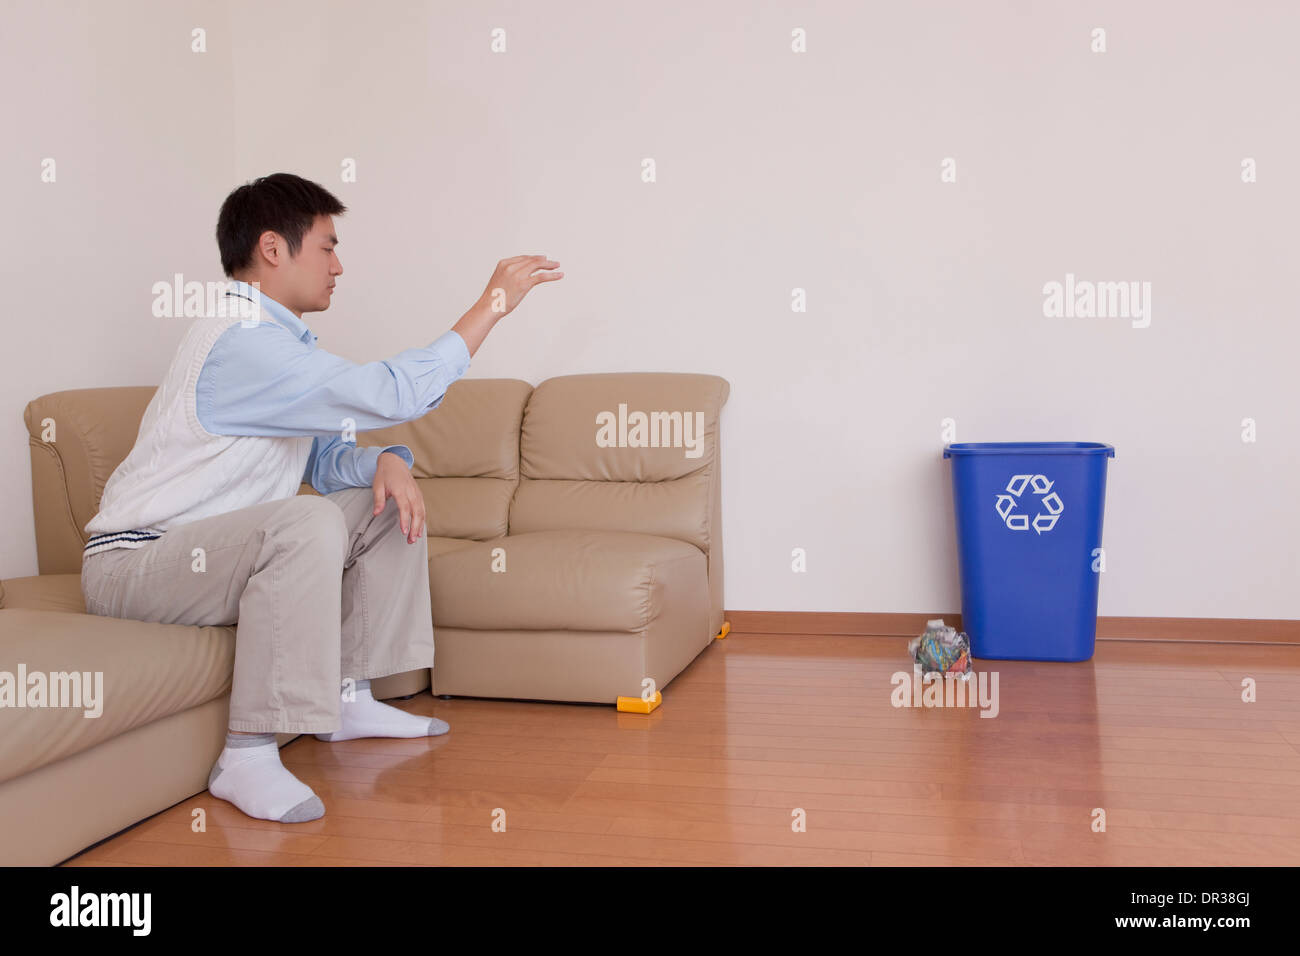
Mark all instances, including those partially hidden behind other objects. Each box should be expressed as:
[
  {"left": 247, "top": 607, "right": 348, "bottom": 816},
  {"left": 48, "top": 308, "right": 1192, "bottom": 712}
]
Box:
[{"left": 282, "top": 214, "right": 342, "bottom": 314}]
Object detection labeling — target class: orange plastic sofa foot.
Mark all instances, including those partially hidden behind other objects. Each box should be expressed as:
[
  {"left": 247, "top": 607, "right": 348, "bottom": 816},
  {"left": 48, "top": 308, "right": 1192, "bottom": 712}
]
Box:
[{"left": 616, "top": 691, "right": 663, "bottom": 714}]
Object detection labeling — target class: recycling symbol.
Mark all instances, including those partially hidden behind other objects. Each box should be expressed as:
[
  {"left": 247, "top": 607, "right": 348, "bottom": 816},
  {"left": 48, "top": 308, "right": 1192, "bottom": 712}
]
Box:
[{"left": 995, "top": 474, "right": 1063, "bottom": 534}]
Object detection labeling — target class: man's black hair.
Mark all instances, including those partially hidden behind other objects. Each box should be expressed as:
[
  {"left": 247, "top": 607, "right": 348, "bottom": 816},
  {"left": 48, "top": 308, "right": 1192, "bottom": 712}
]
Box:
[{"left": 216, "top": 172, "right": 347, "bottom": 277}]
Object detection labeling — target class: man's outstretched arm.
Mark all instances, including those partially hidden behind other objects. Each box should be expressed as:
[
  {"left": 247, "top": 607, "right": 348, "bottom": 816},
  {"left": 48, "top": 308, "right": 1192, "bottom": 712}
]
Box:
[
  {"left": 195, "top": 255, "right": 562, "bottom": 438},
  {"left": 197, "top": 325, "right": 473, "bottom": 438}
]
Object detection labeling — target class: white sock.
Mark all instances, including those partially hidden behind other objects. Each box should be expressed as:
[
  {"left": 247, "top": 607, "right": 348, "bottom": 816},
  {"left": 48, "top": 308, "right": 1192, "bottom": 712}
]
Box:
[
  {"left": 315, "top": 678, "right": 450, "bottom": 742},
  {"left": 207, "top": 732, "right": 324, "bottom": 823}
]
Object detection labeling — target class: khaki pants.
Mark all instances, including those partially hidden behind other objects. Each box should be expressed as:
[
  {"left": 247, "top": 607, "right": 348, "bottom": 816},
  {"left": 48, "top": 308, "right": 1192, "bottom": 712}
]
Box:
[{"left": 80, "top": 488, "right": 434, "bottom": 734}]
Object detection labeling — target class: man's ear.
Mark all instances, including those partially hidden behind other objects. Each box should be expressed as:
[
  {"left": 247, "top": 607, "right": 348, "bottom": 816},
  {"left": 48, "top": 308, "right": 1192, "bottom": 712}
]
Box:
[{"left": 257, "top": 230, "right": 281, "bottom": 267}]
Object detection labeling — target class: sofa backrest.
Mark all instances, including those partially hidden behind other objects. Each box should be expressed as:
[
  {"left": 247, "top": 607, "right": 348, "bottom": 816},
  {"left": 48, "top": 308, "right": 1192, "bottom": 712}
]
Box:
[
  {"left": 22, "top": 379, "right": 534, "bottom": 575},
  {"left": 509, "top": 372, "right": 730, "bottom": 638}
]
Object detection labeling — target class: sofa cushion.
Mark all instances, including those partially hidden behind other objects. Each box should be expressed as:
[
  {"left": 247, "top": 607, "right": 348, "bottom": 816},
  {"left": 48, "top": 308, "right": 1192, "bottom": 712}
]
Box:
[
  {"left": 511, "top": 372, "right": 728, "bottom": 554},
  {"left": 0, "top": 608, "right": 235, "bottom": 785},
  {"left": 415, "top": 479, "right": 517, "bottom": 541},
  {"left": 0, "top": 573, "right": 85, "bottom": 614},
  {"left": 429, "top": 529, "right": 706, "bottom": 632}
]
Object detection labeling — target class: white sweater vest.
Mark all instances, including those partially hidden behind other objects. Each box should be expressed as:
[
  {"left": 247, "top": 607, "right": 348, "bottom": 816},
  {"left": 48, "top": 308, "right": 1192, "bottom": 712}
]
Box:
[{"left": 83, "top": 314, "right": 315, "bottom": 555}]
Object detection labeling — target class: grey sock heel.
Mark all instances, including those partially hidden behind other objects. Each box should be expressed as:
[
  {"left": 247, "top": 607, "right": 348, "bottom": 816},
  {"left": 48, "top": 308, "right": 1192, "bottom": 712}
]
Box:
[{"left": 209, "top": 731, "right": 277, "bottom": 792}]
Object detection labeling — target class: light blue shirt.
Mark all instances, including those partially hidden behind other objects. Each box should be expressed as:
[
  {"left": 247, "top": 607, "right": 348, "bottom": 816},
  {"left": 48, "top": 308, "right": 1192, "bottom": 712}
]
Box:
[{"left": 195, "top": 280, "right": 471, "bottom": 494}]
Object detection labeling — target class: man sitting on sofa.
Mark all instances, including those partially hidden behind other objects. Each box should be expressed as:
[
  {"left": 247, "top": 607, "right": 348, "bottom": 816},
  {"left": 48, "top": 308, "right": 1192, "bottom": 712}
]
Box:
[{"left": 79, "top": 172, "right": 562, "bottom": 824}]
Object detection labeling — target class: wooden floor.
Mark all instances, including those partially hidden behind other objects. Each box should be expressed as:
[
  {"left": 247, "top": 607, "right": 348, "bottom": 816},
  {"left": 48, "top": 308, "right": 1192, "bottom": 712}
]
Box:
[{"left": 63, "top": 631, "right": 1300, "bottom": 866}]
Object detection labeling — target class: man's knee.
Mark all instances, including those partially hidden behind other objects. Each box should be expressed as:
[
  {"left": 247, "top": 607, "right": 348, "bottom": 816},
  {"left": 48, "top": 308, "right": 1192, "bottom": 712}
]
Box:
[{"left": 277, "top": 494, "right": 350, "bottom": 556}]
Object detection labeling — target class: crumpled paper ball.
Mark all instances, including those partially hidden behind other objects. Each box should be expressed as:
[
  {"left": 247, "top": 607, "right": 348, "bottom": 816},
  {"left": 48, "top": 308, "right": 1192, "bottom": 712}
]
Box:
[{"left": 907, "top": 618, "right": 973, "bottom": 677}]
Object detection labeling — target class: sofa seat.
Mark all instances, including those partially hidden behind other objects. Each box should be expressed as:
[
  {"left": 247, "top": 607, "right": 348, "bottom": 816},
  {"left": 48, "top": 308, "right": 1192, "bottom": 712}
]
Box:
[
  {"left": 0, "top": 572, "right": 86, "bottom": 614},
  {"left": 0, "top": 542, "right": 480, "bottom": 615},
  {"left": 0, "top": 607, "right": 235, "bottom": 784},
  {"left": 430, "top": 529, "right": 708, "bottom": 632}
]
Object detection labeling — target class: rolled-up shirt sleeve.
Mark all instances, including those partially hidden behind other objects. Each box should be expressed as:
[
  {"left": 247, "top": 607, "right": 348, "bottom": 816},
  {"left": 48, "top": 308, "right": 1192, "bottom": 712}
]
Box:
[
  {"left": 303, "top": 437, "right": 415, "bottom": 494},
  {"left": 197, "top": 325, "right": 471, "bottom": 438}
]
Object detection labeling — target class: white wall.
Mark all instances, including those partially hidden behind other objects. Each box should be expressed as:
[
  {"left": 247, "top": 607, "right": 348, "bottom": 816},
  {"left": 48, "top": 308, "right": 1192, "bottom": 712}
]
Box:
[{"left": 3, "top": 0, "right": 1296, "bottom": 619}]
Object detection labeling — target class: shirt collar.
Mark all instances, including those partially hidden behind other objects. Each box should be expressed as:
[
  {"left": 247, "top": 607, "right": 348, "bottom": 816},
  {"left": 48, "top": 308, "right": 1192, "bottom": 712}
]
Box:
[{"left": 224, "top": 280, "right": 318, "bottom": 346}]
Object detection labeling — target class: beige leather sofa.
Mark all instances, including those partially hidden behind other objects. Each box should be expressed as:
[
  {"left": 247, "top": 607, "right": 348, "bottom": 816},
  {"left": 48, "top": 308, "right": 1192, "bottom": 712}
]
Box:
[{"left": 0, "top": 372, "right": 729, "bottom": 865}]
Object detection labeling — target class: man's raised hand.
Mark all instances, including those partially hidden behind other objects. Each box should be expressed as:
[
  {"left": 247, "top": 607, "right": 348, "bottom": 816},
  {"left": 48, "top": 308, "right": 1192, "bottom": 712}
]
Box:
[{"left": 480, "top": 255, "right": 564, "bottom": 317}]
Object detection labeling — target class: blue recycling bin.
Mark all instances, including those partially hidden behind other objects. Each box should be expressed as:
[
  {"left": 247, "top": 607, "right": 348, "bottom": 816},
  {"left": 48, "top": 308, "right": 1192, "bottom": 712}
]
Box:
[{"left": 942, "top": 442, "right": 1115, "bottom": 662}]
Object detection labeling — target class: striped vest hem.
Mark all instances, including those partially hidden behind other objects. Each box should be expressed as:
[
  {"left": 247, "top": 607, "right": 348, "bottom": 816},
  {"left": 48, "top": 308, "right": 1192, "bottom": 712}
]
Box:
[{"left": 83, "top": 528, "right": 166, "bottom": 557}]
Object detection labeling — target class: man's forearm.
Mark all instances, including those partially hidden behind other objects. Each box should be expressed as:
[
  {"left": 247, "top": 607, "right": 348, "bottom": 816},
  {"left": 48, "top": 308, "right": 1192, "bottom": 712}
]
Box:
[{"left": 451, "top": 297, "right": 503, "bottom": 358}]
